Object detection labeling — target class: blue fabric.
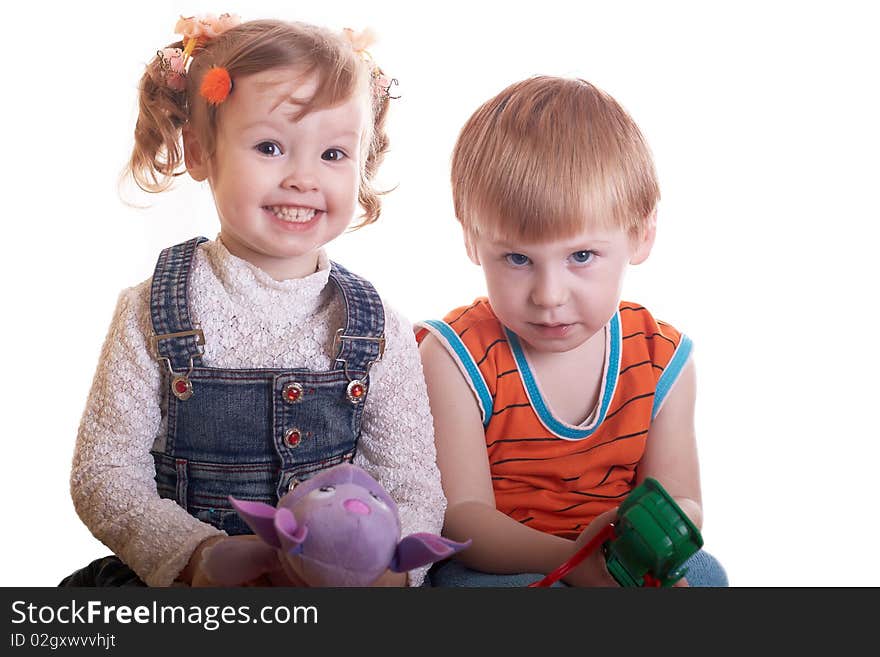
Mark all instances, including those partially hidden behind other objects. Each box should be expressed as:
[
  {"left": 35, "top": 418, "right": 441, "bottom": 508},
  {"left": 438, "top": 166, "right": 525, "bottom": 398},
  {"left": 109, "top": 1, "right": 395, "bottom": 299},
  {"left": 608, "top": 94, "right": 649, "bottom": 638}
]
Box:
[
  {"left": 428, "top": 550, "right": 728, "bottom": 587},
  {"left": 420, "top": 319, "right": 494, "bottom": 424},
  {"left": 652, "top": 334, "right": 693, "bottom": 419}
]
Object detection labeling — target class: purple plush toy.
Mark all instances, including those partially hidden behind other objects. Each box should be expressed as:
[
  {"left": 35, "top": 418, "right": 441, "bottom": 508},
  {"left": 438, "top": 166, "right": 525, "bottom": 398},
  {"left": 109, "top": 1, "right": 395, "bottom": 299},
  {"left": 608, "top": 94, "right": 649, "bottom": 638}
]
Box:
[{"left": 202, "top": 463, "right": 470, "bottom": 587}]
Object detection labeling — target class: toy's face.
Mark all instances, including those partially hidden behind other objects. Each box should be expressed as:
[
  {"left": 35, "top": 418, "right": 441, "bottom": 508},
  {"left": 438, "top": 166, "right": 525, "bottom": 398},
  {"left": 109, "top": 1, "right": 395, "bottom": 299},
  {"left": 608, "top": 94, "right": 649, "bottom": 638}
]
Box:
[{"left": 279, "top": 465, "right": 402, "bottom": 583}]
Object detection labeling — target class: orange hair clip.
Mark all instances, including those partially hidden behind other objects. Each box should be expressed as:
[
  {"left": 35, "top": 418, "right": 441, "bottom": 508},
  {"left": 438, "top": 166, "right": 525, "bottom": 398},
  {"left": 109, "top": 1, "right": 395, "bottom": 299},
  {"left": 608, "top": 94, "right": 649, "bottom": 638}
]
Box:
[{"left": 200, "top": 67, "right": 232, "bottom": 105}]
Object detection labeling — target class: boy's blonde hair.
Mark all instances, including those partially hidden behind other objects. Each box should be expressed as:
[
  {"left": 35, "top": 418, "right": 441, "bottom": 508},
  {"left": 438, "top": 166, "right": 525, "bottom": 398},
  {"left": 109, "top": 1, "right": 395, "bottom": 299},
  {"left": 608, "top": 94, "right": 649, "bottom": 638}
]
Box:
[
  {"left": 130, "top": 19, "right": 391, "bottom": 227},
  {"left": 451, "top": 76, "right": 659, "bottom": 241}
]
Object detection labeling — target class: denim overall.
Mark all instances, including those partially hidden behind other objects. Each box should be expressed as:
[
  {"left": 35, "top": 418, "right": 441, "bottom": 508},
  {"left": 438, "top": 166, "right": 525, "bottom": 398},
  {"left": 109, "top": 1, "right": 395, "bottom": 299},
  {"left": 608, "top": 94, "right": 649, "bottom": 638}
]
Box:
[
  {"left": 150, "top": 236, "right": 386, "bottom": 534},
  {"left": 60, "top": 236, "right": 385, "bottom": 585}
]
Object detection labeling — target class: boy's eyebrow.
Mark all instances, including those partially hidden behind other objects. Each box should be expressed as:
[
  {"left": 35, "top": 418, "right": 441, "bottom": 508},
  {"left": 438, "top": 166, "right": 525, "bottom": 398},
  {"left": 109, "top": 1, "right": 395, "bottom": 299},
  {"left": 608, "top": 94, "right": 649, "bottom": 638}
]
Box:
[{"left": 490, "top": 238, "right": 613, "bottom": 249}]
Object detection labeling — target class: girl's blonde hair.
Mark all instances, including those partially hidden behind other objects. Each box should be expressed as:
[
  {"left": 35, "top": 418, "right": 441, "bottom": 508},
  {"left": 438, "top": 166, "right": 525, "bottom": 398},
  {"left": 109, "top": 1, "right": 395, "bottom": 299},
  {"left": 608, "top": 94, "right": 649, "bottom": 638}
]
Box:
[
  {"left": 451, "top": 76, "right": 659, "bottom": 241},
  {"left": 130, "top": 19, "right": 391, "bottom": 228}
]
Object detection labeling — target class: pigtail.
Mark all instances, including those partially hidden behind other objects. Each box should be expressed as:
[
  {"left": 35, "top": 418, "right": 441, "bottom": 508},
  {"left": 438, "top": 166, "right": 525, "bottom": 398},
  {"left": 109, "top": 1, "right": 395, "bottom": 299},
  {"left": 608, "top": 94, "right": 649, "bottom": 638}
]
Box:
[
  {"left": 354, "top": 88, "right": 392, "bottom": 229},
  {"left": 128, "top": 43, "right": 190, "bottom": 193}
]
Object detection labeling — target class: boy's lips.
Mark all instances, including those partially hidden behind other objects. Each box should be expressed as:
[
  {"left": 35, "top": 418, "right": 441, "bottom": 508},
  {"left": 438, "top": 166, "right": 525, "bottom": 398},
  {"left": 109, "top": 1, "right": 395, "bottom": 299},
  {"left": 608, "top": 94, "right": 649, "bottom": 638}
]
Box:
[{"left": 529, "top": 322, "right": 576, "bottom": 338}]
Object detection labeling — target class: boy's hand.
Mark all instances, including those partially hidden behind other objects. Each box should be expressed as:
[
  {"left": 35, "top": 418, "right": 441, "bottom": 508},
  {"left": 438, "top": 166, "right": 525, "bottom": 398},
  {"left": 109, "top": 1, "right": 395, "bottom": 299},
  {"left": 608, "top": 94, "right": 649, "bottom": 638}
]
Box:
[{"left": 561, "top": 510, "right": 620, "bottom": 587}]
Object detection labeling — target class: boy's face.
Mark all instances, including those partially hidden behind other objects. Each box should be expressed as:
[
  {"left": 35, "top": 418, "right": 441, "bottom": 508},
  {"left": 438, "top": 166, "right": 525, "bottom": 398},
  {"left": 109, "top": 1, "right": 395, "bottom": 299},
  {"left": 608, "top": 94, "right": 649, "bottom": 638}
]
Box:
[
  {"left": 185, "top": 68, "right": 367, "bottom": 280},
  {"left": 468, "top": 220, "right": 654, "bottom": 353}
]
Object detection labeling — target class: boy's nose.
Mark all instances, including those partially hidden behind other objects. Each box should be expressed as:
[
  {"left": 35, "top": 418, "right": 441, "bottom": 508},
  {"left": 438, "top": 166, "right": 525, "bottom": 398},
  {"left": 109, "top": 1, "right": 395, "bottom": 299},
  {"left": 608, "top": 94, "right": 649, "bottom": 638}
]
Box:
[{"left": 530, "top": 272, "right": 568, "bottom": 308}]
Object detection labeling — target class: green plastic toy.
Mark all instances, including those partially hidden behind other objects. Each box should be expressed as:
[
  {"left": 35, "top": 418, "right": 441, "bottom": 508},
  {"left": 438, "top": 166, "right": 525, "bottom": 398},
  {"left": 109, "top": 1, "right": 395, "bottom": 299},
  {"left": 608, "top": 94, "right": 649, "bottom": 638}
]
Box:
[
  {"left": 603, "top": 477, "right": 703, "bottom": 587},
  {"left": 530, "top": 477, "right": 703, "bottom": 587}
]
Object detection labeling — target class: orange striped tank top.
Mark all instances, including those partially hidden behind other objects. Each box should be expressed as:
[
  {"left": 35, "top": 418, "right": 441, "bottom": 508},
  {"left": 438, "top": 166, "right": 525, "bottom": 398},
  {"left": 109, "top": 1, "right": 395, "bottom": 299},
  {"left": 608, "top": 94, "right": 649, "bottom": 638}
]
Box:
[{"left": 416, "top": 298, "right": 691, "bottom": 540}]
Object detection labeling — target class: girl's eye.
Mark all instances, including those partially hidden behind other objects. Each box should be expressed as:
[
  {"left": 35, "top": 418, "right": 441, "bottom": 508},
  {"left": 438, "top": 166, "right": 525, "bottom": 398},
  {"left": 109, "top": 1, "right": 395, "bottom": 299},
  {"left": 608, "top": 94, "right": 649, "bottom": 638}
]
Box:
[
  {"left": 570, "top": 250, "right": 595, "bottom": 264},
  {"left": 255, "top": 141, "right": 282, "bottom": 157},
  {"left": 321, "top": 148, "right": 346, "bottom": 161},
  {"left": 505, "top": 253, "right": 530, "bottom": 267}
]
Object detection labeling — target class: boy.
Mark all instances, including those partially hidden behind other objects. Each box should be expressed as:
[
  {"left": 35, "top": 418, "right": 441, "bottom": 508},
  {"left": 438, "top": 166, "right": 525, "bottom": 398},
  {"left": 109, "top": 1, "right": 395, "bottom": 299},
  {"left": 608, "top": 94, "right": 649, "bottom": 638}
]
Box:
[{"left": 417, "top": 76, "right": 726, "bottom": 586}]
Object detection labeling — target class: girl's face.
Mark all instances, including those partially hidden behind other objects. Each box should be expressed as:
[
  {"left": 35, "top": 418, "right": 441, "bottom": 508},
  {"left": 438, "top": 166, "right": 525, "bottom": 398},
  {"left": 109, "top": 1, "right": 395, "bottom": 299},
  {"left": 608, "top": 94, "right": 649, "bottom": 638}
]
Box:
[{"left": 193, "top": 68, "right": 368, "bottom": 280}]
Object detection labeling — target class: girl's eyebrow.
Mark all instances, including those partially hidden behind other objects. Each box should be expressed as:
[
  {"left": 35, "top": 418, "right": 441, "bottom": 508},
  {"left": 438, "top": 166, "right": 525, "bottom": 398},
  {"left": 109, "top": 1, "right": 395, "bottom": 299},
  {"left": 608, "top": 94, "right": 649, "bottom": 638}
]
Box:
[{"left": 239, "top": 119, "right": 280, "bottom": 132}]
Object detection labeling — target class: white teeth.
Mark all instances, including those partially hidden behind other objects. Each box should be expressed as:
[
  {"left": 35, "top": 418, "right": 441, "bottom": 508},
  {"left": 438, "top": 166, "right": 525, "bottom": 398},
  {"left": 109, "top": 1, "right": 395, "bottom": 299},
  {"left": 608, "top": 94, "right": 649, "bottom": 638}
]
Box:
[{"left": 267, "top": 206, "right": 318, "bottom": 223}]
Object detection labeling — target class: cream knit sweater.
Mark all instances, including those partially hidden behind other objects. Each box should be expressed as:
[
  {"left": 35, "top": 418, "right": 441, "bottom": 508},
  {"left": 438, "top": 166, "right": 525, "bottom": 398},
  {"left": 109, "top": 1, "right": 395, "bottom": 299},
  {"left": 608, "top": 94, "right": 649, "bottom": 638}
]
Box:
[{"left": 71, "top": 239, "right": 445, "bottom": 586}]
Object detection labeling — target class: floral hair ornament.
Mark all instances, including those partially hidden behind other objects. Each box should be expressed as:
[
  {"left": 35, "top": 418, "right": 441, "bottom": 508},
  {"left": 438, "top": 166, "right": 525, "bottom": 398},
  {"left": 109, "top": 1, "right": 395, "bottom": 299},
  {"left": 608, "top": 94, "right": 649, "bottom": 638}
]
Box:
[
  {"left": 153, "top": 13, "right": 241, "bottom": 93},
  {"left": 341, "top": 28, "right": 400, "bottom": 102},
  {"left": 174, "top": 13, "right": 241, "bottom": 66}
]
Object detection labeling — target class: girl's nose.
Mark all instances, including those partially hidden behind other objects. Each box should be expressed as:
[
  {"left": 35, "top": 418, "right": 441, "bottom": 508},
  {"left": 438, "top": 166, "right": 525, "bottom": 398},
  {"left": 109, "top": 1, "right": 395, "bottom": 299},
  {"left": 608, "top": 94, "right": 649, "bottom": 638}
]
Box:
[
  {"left": 343, "top": 498, "right": 371, "bottom": 515},
  {"left": 281, "top": 161, "right": 318, "bottom": 192}
]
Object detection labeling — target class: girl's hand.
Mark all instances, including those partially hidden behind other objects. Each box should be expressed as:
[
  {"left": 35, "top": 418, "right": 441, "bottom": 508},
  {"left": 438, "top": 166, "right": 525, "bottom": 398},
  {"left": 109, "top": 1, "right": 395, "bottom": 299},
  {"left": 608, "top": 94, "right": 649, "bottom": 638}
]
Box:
[
  {"left": 185, "top": 535, "right": 310, "bottom": 587},
  {"left": 182, "top": 536, "right": 225, "bottom": 586},
  {"left": 561, "top": 510, "right": 620, "bottom": 587}
]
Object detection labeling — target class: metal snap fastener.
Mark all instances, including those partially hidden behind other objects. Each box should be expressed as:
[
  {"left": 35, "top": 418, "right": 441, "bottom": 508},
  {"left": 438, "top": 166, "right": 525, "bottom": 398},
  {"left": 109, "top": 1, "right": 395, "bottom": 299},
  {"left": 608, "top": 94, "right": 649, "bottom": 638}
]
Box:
[
  {"left": 283, "top": 382, "right": 304, "bottom": 404},
  {"left": 284, "top": 427, "right": 302, "bottom": 448},
  {"left": 346, "top": 379, "right": 366, "bottom": 404}
]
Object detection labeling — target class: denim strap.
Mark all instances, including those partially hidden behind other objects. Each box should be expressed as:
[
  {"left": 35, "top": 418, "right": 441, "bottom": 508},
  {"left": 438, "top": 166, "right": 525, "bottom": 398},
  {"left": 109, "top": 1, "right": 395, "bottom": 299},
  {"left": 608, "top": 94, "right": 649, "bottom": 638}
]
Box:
[
  {"left": 328, "top": 261, "right": 385, "bottom": 376},
  {"left": 149, "top": 236, "right": 208, "bottom": 371},
  {"left": 149, "top": 238, "right": 385, "bottom": 374}
]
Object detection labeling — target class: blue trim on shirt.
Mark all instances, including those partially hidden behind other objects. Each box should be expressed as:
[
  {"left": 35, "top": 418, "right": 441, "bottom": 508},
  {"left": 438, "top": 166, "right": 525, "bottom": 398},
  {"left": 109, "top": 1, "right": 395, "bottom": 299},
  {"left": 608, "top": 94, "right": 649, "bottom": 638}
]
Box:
[
  {"left": 652, "top": 334, "right": 692, "bottom": 420},
  {"left": 505, "top": 313, "right": 622, "bottom": 440},
  {"left": 422, "top": 320, "right": 494, "bottom": 426}
]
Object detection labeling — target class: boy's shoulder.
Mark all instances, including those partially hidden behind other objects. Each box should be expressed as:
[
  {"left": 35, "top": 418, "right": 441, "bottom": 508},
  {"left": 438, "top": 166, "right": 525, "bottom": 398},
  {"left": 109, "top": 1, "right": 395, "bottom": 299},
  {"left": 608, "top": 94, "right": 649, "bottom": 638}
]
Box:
[
  {"left": 415, "top": 297, "right": 502, "bottom": 344},
  {"left": 618, "top": 301, "right": 690, "bottom": 379},
  {"left": 618, "top": 301, "right": 682, "bottom": 340}
]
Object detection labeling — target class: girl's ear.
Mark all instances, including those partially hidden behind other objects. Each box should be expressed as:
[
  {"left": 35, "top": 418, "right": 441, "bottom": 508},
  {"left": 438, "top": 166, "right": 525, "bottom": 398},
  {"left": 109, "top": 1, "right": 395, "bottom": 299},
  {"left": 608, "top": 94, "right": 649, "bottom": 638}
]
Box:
[
  {"left": 629, "top": 208, "right": 657, "bottom": 265},
  {"left": 183, "top": 127, "right": 209, "bottom": 182}
]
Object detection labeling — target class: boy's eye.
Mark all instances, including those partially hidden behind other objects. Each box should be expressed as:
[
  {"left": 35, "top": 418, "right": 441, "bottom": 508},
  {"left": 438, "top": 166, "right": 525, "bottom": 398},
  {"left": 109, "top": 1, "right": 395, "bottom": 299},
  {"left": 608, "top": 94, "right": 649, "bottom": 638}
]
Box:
[
  {"left": 505, "top": 253, "right": 530, "bottom": 266},
  {"left": 570, "top": 250, "right": 595, "bottom": 264},
  {"left": 321, "top": 148, "right": 346, "bottom": 161},
  {"left": 255, "top": 141, "right": 282, "bottom": 156}
]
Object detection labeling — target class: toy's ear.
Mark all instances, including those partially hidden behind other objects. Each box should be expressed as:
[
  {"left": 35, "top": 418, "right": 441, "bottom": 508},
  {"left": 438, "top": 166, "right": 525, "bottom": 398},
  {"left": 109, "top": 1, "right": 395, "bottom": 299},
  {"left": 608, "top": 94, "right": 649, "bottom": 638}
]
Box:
[
  {"left": 229, "top": 497, "right": 281, "bottom": 548},
  {"left": 201, "top": 537, "right": 281, "bottom": 586},
  {"left": 389, "top": 534, "right": 472, "bottom": 573},
  {"left": 274, "top": 507, "right": 308, "bottom": 555}
]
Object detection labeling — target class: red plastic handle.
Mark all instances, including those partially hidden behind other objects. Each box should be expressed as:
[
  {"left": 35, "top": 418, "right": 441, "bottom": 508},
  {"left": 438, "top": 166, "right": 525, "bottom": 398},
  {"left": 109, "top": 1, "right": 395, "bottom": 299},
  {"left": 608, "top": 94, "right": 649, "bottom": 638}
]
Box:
[{"left": 528, "top": 522, "right": 617, "bottom": 587}]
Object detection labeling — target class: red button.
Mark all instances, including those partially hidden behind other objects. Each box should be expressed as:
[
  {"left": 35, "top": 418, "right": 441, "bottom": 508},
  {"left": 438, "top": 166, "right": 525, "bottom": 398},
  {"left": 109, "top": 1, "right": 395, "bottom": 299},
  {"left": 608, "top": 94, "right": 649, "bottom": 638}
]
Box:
[
  {"left": 284, "top": 428, "right": 302, "bottom": 447},
  {"left": 283, "top": 383, "right": 303, "bottom": 403}
]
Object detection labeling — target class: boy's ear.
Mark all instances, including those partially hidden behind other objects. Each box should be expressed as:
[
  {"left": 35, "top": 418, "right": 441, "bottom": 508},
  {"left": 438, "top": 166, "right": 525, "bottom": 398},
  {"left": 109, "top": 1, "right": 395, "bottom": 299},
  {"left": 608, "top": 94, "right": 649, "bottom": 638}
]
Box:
[
  {"left": 183, "top": 127, "right": 209, "bottom": 182},
  {"left": 629, "top": 208, "right": 657, "bottom": 265},
  {"left": 463, "top": 229, "right": 481, "bottom": 265}
]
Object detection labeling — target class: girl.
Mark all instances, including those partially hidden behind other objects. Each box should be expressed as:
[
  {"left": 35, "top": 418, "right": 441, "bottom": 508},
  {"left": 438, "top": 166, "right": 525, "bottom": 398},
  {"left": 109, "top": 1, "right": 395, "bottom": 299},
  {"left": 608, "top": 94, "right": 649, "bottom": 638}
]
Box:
[{"left": 66, "top": 14, "right": 444, "bottom": 587}]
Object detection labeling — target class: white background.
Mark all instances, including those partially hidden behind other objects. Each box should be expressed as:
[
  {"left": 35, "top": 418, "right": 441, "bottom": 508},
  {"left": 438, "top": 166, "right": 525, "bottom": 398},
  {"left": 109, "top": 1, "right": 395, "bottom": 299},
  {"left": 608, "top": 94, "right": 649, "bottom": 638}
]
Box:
[{"left": 2, "top": 0, "right": 877, "bottom": 586}]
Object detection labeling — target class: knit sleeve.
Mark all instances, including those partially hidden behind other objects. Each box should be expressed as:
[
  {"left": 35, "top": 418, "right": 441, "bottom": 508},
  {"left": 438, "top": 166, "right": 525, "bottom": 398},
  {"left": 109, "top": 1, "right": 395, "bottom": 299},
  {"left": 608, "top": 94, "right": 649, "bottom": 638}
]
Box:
[
  {"left": 69, "top": 283, "right": 223, "bottom": 586},
  {"left": 353, "top": 302, "right": 447, "bottom": 587}
]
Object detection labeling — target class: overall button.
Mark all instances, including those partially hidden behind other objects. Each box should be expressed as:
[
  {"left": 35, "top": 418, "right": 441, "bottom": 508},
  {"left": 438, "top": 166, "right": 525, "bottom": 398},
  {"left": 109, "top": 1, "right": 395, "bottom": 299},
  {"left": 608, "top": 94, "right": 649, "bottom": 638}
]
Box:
[
  {"left": 346, "top": 380, "right": 366, "bottom": 404},
  {"left": 284, "top": 428, "right": 303, "bottom": 448},
  {"left": 171, "top": 376, "right": 193, "bottom": 400},
  {"left": 283, "top": 383, "right": 304, "bottom": 404}
]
